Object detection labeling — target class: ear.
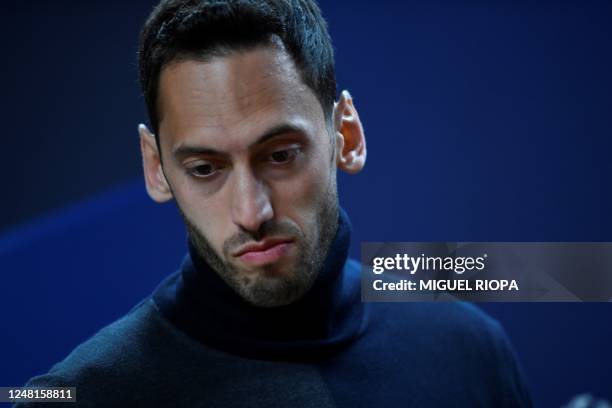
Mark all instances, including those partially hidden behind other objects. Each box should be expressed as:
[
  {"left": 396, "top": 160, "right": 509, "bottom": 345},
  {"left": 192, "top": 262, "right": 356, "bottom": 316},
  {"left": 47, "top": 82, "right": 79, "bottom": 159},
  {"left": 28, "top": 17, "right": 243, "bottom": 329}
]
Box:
[
  {"left": 139, "top": 124, "right": 173, "bottom": 203},
  {"left": 333, "top": 90, "right": 366, "bottom": 174}
]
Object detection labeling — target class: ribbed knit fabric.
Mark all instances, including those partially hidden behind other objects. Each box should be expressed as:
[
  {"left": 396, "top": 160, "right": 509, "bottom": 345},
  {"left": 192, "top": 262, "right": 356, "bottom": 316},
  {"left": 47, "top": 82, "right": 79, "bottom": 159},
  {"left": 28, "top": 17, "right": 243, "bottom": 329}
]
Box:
[{"left": 17, "top": 209, "right": 532, "bottom": 407}]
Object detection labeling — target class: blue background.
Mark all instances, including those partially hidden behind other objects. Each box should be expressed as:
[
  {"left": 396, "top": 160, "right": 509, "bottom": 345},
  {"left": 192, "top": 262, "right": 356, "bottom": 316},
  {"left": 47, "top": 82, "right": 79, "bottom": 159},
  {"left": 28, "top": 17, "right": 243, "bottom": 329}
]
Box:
[{"left": 1, "top": 1, "right": 611, "bottom": 406}]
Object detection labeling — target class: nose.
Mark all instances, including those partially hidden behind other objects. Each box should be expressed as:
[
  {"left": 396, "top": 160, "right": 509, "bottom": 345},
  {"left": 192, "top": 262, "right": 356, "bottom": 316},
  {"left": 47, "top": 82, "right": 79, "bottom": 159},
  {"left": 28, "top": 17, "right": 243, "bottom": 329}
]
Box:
[{"left": 230, "top": 167, "right": 274, "bottom": 234}]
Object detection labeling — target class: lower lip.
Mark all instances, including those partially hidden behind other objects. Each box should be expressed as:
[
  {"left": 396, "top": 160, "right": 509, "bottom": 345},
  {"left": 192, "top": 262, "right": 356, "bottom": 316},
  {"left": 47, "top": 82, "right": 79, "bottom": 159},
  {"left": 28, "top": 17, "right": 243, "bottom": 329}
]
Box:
[{"left": 238, "top": 242, "right": 293, "bottom": 266}]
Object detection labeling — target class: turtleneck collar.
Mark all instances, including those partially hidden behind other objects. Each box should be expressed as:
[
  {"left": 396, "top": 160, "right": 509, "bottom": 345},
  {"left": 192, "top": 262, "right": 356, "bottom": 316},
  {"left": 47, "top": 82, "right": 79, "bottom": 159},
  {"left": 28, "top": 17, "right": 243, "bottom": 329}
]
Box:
[{"left": 153, "top": 207, "right": 367, "bottom": 361}]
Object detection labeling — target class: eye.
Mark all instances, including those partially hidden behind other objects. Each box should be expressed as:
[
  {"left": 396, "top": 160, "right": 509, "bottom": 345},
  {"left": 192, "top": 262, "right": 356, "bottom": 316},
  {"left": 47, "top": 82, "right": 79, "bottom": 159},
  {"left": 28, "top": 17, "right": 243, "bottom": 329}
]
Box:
[
  {"left": 187, "top": 162, "right": 218, "bottom": 178},
  {"left": 268, "top": 148, "right": 299, "bottom": 164}
]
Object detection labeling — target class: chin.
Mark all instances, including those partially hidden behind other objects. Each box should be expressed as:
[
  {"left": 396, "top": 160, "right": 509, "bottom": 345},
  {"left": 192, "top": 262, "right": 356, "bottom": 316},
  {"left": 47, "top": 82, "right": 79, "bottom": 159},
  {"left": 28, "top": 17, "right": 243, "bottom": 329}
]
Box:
[{"left": 236, "top": 265, "right": 316, "bottom": 308}]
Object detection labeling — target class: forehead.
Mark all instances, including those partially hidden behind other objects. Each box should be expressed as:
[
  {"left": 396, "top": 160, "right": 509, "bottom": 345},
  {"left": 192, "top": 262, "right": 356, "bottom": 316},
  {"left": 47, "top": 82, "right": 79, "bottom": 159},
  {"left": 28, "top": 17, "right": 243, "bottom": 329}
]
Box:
[{"left": 157, "top": 44, "right": 326, "bottom": 153}]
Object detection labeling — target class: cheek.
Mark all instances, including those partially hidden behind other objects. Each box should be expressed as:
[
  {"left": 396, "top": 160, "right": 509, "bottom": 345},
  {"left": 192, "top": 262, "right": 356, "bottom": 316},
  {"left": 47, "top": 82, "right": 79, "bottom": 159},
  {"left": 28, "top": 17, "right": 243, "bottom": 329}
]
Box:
[
  {"left": 272, "top": 150, "right": 334, "bottom": 233},
  {"left": 168, "top": 172, "right": 230, "bottom": 255}
]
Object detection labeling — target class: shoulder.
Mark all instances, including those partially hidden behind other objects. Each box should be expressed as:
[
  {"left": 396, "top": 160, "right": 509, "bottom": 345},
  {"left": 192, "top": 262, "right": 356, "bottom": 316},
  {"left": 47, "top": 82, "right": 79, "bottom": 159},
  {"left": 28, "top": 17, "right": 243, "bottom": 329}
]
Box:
[
  {"left": 18, "top": 298, "right": 179, "bottom": 405},
  {"left": 368, "top": 297, "right": 505, "bottom": 347},
  {"left": 345, "top": 257, "right": 507, "bottom": 344},
  {"left": 348, "top": 258, "right": 530, "bottom": 404},
  {"left": 367, "top": 300, "right": 531, "bottom": 406}
]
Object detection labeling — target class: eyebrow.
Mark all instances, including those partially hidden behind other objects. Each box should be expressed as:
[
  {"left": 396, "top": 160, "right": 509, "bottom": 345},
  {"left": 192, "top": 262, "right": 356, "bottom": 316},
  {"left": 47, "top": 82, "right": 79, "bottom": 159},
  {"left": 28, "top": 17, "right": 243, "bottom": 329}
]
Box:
[{"left": 172, "top": 123, "right": 307, "bottom": 160}]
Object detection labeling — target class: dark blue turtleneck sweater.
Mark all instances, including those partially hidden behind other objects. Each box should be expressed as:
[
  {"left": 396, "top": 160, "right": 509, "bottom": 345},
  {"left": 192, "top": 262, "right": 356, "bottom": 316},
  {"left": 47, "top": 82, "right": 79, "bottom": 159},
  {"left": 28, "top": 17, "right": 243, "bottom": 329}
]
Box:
[{"left": 17, "top": 209, "right": 532, "bottom": 407}]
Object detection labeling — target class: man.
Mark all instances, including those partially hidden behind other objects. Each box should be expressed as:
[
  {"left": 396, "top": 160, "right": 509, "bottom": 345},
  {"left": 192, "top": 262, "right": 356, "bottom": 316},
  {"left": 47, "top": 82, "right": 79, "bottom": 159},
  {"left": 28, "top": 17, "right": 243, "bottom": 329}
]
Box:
[{"left": 18, "top": 0, "right": 532, "bottom": 406}]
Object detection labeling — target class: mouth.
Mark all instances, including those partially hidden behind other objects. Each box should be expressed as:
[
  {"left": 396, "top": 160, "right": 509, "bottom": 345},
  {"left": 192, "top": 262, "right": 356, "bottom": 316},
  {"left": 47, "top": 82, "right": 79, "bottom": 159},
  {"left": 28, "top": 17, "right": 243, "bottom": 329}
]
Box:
[{"left": 233, "top": 238, "right": 294, "bottom": 267}]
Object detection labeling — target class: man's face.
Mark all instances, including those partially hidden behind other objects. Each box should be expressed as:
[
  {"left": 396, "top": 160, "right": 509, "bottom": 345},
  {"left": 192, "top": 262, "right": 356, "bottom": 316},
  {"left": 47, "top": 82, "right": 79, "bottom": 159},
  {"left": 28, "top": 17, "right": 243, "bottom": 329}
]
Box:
[{"left": 156, "top": 43, "right": 339, "bottom": 307}]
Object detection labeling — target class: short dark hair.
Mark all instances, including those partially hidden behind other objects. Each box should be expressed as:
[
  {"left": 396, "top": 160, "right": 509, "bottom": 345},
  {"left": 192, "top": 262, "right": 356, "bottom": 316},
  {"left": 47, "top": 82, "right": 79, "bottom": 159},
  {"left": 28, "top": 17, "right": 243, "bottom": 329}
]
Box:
[{"left": 138, "top": 0, "right": 336, "bottom": 146}]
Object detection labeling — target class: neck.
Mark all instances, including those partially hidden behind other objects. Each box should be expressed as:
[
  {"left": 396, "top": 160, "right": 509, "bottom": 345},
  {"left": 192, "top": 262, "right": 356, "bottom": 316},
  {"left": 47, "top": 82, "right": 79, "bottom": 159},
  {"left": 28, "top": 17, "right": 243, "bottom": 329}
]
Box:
[{"left": 153, "top": 207, "right": 366, "bottom": 361}]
